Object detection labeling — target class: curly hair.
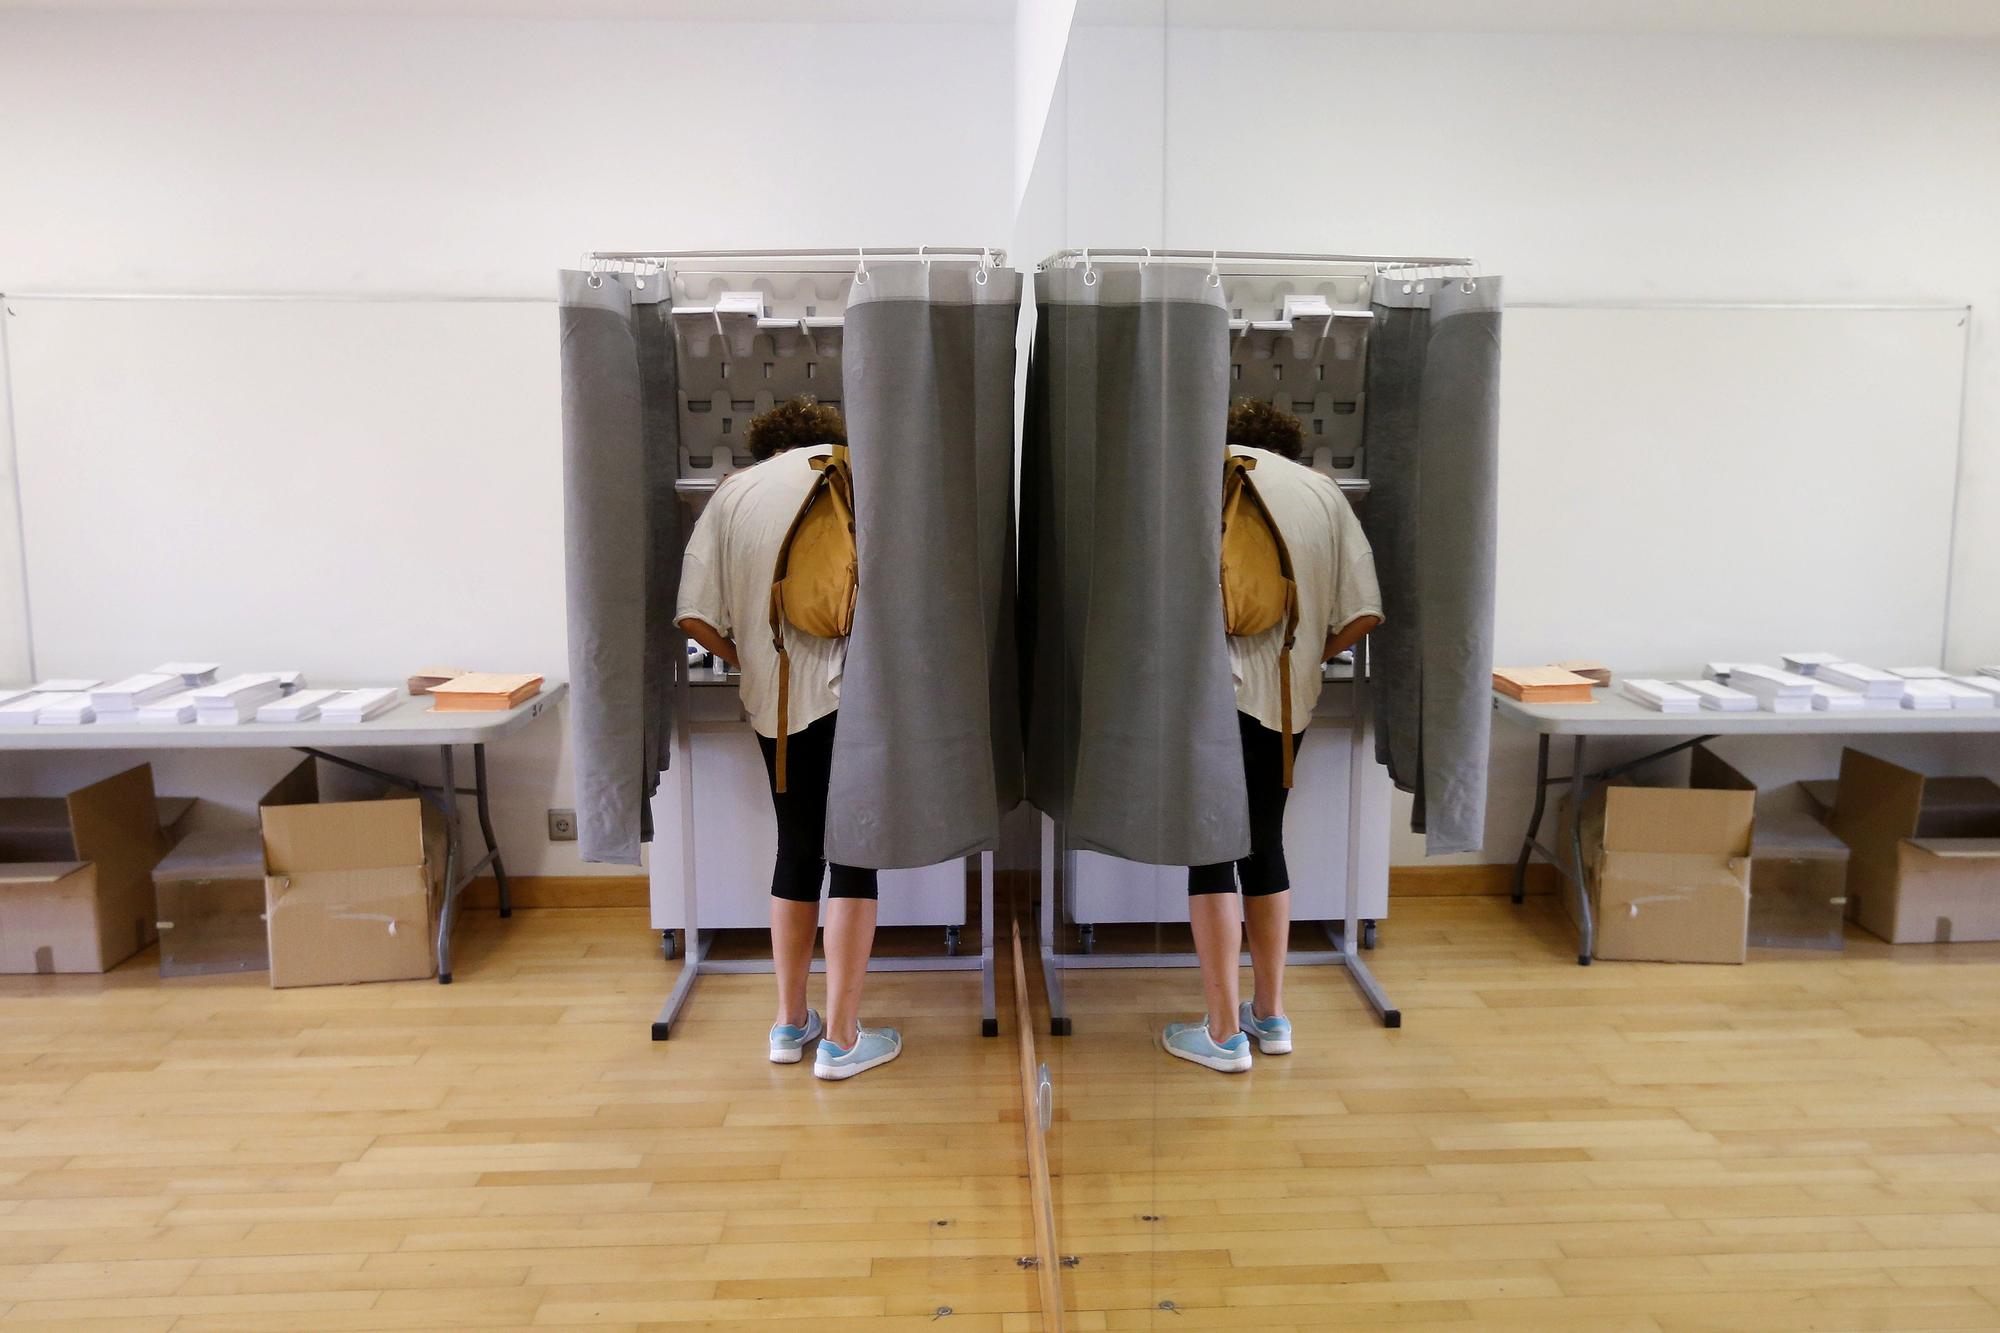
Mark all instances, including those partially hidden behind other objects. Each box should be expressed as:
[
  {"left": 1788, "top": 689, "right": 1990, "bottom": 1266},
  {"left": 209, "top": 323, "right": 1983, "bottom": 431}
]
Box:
[
  {"left": 1226, "top": 398, "right": 1306, "bottom": 461},
  {"left": 746, "top": 396, "right": 847, "bottom": 461}
]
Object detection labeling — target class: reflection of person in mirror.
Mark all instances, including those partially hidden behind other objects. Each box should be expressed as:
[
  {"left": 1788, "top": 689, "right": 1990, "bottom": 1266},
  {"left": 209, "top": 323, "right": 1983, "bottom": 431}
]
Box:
[
  {"left": 675, "top": 397, "right": 901, "bottom": 1082},
  {"left": 1165, "top": 400, "right": 1384, "bottom": 1075}
]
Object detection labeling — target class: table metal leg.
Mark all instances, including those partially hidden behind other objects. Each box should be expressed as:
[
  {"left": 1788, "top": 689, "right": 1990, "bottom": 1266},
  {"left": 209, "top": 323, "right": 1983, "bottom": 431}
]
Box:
[
  {"left": 436, "top": 744, "right": 462, "bottom": 983},
  {"left": 1566, "top": 736, "right": 1594, "bottom": 966},
  {"left": 473, "top": 743, "right": 510, "bottom": 919},
  {"left": 652, "top": 928, "right": 711, "bottom": 1040},
  {"left": 1513, "top": 733, "right": 1550, "bottom": 904}
]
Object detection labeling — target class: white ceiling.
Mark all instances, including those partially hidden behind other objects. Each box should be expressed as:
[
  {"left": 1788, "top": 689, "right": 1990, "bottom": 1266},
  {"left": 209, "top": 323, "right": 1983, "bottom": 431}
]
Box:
[{"left": 0, "top": 0, "right": 1008, "bottom": 19}]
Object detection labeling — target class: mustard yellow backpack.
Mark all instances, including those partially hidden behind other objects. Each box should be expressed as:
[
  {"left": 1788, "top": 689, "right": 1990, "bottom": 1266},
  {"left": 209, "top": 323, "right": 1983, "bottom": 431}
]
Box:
[
  {"left": 1220, "top": 453, "right": 1300, "bottom": 787},
  {"left": 767, "top": 444, "right": 857, "bottom": 791}
]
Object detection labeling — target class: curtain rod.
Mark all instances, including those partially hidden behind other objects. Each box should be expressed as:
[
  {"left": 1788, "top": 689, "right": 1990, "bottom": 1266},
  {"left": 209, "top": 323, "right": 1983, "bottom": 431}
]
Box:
[
  {"left": 589, "top": 247, "right": 1006, "bottom": 264},
  {"left": 1038, "top": 248, "right": 1477, "bottom": 270}
]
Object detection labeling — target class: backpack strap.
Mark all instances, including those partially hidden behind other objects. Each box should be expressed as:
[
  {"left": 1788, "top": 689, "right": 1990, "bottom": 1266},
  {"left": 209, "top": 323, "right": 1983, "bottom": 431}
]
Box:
[
  {"left": 767, "top": 462, "right": 835, "bottom": 795},
  {"left": 1234, "top": 460, "right": 1301, "bottom": 789}
]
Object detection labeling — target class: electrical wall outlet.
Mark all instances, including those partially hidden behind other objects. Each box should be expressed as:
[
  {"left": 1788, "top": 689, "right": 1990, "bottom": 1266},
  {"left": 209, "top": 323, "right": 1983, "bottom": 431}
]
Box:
[{"left": 547, "top": 808, "right": 577, "bottom": 842}]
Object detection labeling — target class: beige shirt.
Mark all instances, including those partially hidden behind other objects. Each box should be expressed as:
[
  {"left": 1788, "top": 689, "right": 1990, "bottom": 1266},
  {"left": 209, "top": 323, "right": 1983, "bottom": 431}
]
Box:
[
  {"left": 675, "top": 445, "right": 844, "bottom": 739},
  {"left": 1225, "top": 445, "right": 1384, "bottom": 734}
]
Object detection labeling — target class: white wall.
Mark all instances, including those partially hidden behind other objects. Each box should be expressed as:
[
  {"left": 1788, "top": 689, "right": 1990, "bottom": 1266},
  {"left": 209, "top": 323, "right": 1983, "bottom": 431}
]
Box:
[
  {"left": 0, "top": 10, "right": 1012, "bottom": 873},
  {"left": 1063, "top": 23, "right": 2000, "bottom": 862}
]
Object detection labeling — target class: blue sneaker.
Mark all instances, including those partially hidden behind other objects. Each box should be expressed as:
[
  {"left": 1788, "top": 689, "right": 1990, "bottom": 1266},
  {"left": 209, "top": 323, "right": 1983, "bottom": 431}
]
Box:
[
  {"left": 1238, "top": 1001, "right": 1293, "bottom": 1055},
  {"left": 814, "top": 1025, "right": 902, "bottom": 1081},
  {"left": 1162, "top": 1020, "right": 1252, "bottom": 1073},
  {"left": 769, "top": 1008, "right": 824, "bottom": 1065}
]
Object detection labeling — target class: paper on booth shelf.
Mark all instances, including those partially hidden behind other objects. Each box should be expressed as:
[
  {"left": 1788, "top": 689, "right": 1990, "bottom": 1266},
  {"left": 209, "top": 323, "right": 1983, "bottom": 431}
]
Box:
[
  {"left": 31, "top": 679, "right": 101, "bottom": 693},
  {"left": 1983, "top": 666, "right": 2000, "bottom": 680},
  {"left": 192, "top": 674, "right": 285, "bottom": 725},
  {"left": 1889, "top": 666, "right": 1951, "bottom": 680},
  {"left": 1811, "top": 682, "right": 1866, "bottom": 711},
  {"left": 1936, "top": 679, "right": 1997, "bottom": 709},
  {"left": 1956, "top": 676, "right": 2000, "bottom": 701},
  {"left": 0, "top": 693, "right": 57, "bottom": 725},
  {"left": 1675, "top": 680, "right": 1758, "bottom": 712},
  {"left": 1621, "top": 679, "right": 1702, "bottom": 714}
]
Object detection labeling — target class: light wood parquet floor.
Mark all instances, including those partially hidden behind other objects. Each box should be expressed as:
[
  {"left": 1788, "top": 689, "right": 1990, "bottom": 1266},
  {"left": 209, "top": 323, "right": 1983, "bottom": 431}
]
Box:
[{"left": 4, "top": 897, "right": 2000, "bottom": 1332}]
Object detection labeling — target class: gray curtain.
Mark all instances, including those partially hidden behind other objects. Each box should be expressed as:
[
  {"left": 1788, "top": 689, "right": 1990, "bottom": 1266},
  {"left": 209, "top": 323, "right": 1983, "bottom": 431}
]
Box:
[
  {"left": 823, "top": 262, "right": 1022, "bottom": 869},
  {"left": 1362, "top": 276, "right": 1504, "bottom": 856},
  {"left": 1020, "top": 265, "right": 1250, "bottom": 867},
  {"left": 558, "top": 269, "right": 681, "bottom": 865}
]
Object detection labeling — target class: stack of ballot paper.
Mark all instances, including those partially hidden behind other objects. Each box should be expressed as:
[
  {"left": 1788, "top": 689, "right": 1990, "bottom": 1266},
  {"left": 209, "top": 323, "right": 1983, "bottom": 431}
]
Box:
[
  {"left": 1782, "top": 651, "right": 1843, "bottom": 677},
  {"left": 91, "top": 672, "right": 183, "bottom": 723},
  {"left": 1889, "top": 666, "right": 1951, "bottom": 680},
  {"left": 0, "top": 693, "right": 60, "bottom": 725},
  {"left": 31, "top": 678, "right": 101, "bottom": 693},
  {"left": 318, "top": 687, "right": 397, "bottom": 723},
  {"left": 153, "top": 662, "right": 220, "bottom": 687},
  {"left": 1676, "top": 679, "right": 1758, "bottom": 711},
  {"left": 137, "top": 691, "right": 199, "bottom": 725},
  {"left": 1730, "top": 664, "right": 1816, "bottom": 713},
  {"left": 1901, "top": 679, "right": 1956, "bottom": 710},
  {"left": 1935, "top": 679, "right": 1997, "bottom": 709},
  {"left": 1982, "top": 666, "right": 2000, "bottom": 680},
  {"left": 1818, "top": 663, "right": 1907, "bottom": 703},
  {"left": 1621, "top": 679, "right": 1702, "bottom": 713},
  {"left": 1957, "top": 675, "right": 2000, "bottom": 702},
  {"left": 1811, "top": 682, "right": 1865, "bottom": 711},
  {"left": 256, "top": 688, "right": 341, "bottom": 723},
  {"left": 30, "top": 692, "right": 95, "bottom": 725},
  {"left": 192, "top": 674, "right": 285, "bottom": 725}
]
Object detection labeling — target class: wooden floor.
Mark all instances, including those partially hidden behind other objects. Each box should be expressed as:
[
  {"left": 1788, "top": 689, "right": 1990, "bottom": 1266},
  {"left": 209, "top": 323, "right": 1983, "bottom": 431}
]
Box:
[
  {"left": 0, "top": 911, "right": 1038, "bottom": 1331},
  {"left": 1047, "top": 897, "right": 2000, "bottom": 1331},
  {"left": 3, "top": 899, "right": 2000, "bottom": 1332}
]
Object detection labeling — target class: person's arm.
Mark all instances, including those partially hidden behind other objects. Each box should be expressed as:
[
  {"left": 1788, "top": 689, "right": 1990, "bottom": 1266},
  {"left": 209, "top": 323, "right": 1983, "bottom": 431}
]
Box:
[
  {"left": 1323, "top": 614, "right": 1380, "bottom": 663},
  {"left": 678, "top": 616, "right": 740, "bottom": 670}
]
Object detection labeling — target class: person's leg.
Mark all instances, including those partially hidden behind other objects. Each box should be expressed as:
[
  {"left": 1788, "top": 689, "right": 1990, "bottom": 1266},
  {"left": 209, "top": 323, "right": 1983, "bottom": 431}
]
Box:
[
  {"left": 758, "top": 715, "right": 839, "bottom": 1028},
  {"left": 822, "top": 873, "right": 879, "bottom": 1049},
  {"left": 1187, "top": 888, "right": 1244, "bottom": 1036},
  {"left": 1239, "top": 719, "right": 1301, "bottom": 1021}
]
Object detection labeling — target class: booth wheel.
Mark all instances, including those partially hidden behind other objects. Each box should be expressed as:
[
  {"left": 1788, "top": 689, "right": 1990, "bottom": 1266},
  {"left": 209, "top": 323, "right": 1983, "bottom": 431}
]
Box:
[
  {"left": 1076, "top": 924, "right": 1096, "bottom": 955},
  {"left": 1361, "top": 920, "right": 1378, "bottom": 950},
  {"left": 945, "top": 926, "right": 962, "bottom": 957},
  {"left": 661, "top": 930, "right": 679, "bottom": 961}
]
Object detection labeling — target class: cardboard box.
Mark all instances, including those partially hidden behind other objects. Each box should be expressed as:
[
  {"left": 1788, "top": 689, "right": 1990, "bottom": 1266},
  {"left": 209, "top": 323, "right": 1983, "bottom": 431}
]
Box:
[
  {"left": 261, "top": 771, "right": 443, "bottom": 988},
  {"left": 155, "top": 760, "right": 321, "bottom": 979},
  {"left": 1826, "top": 748, "right": 2000, "bottom": 944},
  {"left": 0, "top": 765, "right": 166, "bottom": 973},
  {"left": 1562, "top": 770, "right": 1754, "bottom": 964},
  {"left": 1690, "top": 748, "right": 1849, "bottom": 951}
]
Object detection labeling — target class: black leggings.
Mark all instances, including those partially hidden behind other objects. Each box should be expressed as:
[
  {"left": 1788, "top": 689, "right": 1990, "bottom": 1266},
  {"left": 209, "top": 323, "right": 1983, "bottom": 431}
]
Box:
[
  {"left": 756, "top": 710, "right": 879, "bottom": 903},
  {"left": 1188, "top": 711, "right": 1304, "bottom": 897}
]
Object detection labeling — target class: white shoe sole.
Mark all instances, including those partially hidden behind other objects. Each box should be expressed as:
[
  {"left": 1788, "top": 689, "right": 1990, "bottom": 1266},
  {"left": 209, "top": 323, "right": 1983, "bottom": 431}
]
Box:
[
  {"left": 1164, "top": 1040, "right": 1252, "bottom": 1074},
  {"left": 814, "top": 1046, "right": 901, "bottom": 1081},
  {"left": 1242, "top": 1026, "right": 1292, "bottom": 1056}
]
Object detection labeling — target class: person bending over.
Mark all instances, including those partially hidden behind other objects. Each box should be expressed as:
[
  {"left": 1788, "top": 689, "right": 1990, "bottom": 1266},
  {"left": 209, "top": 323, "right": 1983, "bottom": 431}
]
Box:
[
  {"left": 1165, "top": 399, "right": 1383, "bottom": 1074},
  {"left": 675, "top": 396, "right": 899, "bottom": 1082}
]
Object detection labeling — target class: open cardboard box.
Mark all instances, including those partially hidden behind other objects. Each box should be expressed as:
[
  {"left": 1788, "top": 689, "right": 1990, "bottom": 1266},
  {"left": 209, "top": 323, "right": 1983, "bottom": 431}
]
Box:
[
  {"left": 155, "top": 760, "right": 320, "bottom": 979},
  {"left": 1826, "top": 748, "right": 2000, "bottom": 944},
  {"left": 261, "top": 766, "right": 445, "bottom": 988},
  {"left": 1562, "top": 765, "right": 1755, "bottom": 964},
  {"left": 1691, "top": 747, "right": 1850, "bottom": 951},
  {"left": 0, "top": 765, "right": 166, "bottom": 974}
]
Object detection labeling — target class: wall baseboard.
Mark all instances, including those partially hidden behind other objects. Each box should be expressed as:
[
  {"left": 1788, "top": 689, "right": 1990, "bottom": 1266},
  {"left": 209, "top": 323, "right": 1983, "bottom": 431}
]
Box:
[
  {"left": 1390, "top": 863, "right": 1555, "bottom": 897},
  {"left": 466, "top": 865, "right": 1552, "bottom": 911},
  {"left": 461, "top": 875, "right": 648, "bottom": 910}
]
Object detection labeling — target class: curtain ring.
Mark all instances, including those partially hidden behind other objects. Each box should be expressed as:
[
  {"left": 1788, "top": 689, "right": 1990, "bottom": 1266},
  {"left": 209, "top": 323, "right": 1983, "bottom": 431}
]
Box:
[
  {"left": 1460, "top": 277, "right": 1478, "bottom": 294},
  {"left": 854, "top": 246, "right": 869, "bottom": 284},
  {"left": 974, "top": 266, "right": 989, "bottom": 286}
]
